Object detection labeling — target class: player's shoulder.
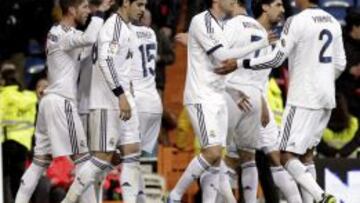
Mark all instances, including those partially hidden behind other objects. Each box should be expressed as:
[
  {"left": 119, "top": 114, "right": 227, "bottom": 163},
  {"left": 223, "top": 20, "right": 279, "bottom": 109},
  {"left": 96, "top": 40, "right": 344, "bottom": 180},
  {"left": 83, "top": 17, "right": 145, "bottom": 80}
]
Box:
[
  {"left": 190, "top": 10, "right": 210, "bottom": 28},
  {"left": 47, "top": 24, "right": 70, "bottom": 43}
]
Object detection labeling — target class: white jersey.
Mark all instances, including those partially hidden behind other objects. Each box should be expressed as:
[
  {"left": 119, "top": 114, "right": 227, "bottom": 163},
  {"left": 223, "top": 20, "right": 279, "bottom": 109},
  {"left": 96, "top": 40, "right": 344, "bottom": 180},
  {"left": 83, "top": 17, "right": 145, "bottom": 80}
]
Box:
[
  {"left": 129, "top": 24, "right": 162, "bottom": 114},
  {"left": 184, "top": 11, "right": 270, "bottom": 105},
  {"left": 45, "top": 16, "right": 104, "bottom": 101},
  {"left": 77, "top": 47, "right": 92, "bottom": 114},
  {"left": 225, "top": 15, "right": 272, "bottom": 92},
  {"left": 89, "top": 14, "right": 135, "bottom": 110},
  {"left": 243, "top": 8, "right": 346, "bottom": 109},
  {"left": 184, "top": 10, "right": 228, "bottom": 105}
]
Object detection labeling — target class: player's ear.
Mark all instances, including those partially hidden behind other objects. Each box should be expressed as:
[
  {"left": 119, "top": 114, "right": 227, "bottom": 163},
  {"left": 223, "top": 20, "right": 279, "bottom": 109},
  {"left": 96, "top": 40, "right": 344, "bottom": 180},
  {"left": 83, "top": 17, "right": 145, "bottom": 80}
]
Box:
[
  {"left": 123, "top": 0, "right": 130, "bottom": 7},
  {"left": 68, "top": 6, "right": 76, "bottom": 16},
  {"left": 262, "top": 4, "right": 270, "bottom": 13}
]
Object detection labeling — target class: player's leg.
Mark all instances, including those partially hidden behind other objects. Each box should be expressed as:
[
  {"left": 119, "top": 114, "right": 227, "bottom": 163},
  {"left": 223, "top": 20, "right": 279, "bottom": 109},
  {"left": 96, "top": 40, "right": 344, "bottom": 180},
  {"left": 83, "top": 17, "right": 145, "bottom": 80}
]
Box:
[
  {"left": 238, "top": 150, "right": 258, "bottom": 203},
  {"left": 117, "top": 106, "right": 142, "bottom": 203},
  {"left": 15, "top": 96, "right": 53, "bottom": 203},
  {"left": 78, "top": 113, "right": 98, "bottom": 203},
  {"left": 266, "top": 151, "right": 302, "bottom": 203},
  {"left": 62, "top": 107, "right": 114, "bottom": 203},
  {"left": 137, "top": 112, "right": 162, "bottom": 203},
  {"left": 260, "top": 111, "right": 302, "bottom": 203},
  {"left": 169, "top": 103, "right": 226, "bottom": 202},
  {"left": 219, "top": 154, "right": 238, "bottom": 203},
  {"left": 299, "top": 148, "right": 317, "bottom": 203},
  {"left": 280, "top": 106, "right": 332, "bottom": 202}
]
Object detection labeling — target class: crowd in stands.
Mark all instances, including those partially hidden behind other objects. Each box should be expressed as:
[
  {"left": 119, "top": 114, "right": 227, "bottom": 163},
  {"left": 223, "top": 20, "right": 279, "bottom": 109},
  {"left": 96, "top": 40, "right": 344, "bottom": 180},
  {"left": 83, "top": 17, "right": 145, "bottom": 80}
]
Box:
[{"left": 1, "top": 0, "right": 360, "bottom": 202}]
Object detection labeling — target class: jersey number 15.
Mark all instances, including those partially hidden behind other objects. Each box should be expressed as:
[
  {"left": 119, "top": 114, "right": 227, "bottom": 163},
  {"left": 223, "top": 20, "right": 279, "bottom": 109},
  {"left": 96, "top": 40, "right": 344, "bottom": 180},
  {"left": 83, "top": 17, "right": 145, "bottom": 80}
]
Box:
[{"left": 139, "top": 43, "right": 156, "bottom": 77}]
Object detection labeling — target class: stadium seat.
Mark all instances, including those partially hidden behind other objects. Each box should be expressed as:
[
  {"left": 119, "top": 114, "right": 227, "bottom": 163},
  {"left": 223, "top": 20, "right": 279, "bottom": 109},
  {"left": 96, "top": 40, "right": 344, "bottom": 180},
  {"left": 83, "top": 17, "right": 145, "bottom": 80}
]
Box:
[
  {"left": 319, "top": 0, "right": 354, "bottom": 23},
  {"left": 142, "top": 174, "right": 166, "bottom": 203},
  {"left": 319, "top": 0, "right": 354, "bottom": 7}
]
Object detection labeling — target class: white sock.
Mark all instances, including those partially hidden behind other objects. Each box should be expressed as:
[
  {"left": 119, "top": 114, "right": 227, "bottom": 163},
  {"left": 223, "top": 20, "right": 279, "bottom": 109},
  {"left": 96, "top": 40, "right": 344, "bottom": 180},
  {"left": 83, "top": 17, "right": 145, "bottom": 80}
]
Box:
[
  {"left": 285, "top": 159, "right": 323, "bottom": 202},
  {"left": 271, "top": 166, "right": 302, "bottom": 203},
  {"left": 75, "top": 155, "right": 97, "bottom": 203},
  {"left": 200, "top": 166, "right": 220, "bottom": 203},
  {"left": 62, "top": 157, "right": 112, "bottom": 203},
  {"left": 241, "top": 161, "right": 258, "bottom": 203},
  {"left": 137, "top": 173, "right": 146, "bottom": 203},
  {"left": 169, "top": 154, "right": 210, "bottom": 201},
  {"left": 120, "top": 153, "right": 141, "bottom": 203},
  {"left": 94, "top": 171, "right": 106, "bottom": 203},
  {"left": 219, "top": 161, "right": 237, "bottom": 203},
  {"left": 15, "top": 159, "right": 50, "bottom": 203},
  {"left": 301, "top": 164, "right": 316, "bottom": 203}
]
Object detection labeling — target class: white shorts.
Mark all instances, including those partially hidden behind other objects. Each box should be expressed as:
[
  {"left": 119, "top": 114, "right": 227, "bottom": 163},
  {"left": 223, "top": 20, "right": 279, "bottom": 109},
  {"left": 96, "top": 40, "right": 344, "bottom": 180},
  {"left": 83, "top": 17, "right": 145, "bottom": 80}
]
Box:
[
  {"left": 89, "top": 108, "right": 141, "bottom": 152},
  {"left": 138, "top": 112, "right": 162, "bottom": 153},
  {"left": 279, "top": 106, "right": 331, "bottom": 155},
  {"left": 34, "top": 94, "right": 89, "bottom": 157},
  {"left": 79, "top": 113, "right": 90, "bottom": 141},
  {"left": 258, "top": 103, "right": 281, "bottom": 154},
  {"left": 186, "top": 102, "right": 228, "bottom": 148},
  {"left": 225, "top": 86, "right": 262, "bottom": 152}
]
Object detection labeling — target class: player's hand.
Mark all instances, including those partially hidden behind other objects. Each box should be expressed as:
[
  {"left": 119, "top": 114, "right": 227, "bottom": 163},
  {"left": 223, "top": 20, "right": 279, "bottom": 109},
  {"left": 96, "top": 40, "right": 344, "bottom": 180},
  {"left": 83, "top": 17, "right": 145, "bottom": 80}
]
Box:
[
  {"left": 267, "top": 31, "right": 279, "bottom": 45},
  {"left": 214, "top": 59, "right": 238, "bottom": 75},
  {"left": 175, "top": 33, "right": 188, "bottom": 46},
  {"left": 237, "top": 95, "right": 252, "bottom": 113},
  {"left": 98, "top": 0, "right": 113, "bottom": 12},
  {"left": 260, "top": 96, "right": 270, "bottom": 127},
  {"left": 119, "top": 94, "right": 131, "bottom": 121}
]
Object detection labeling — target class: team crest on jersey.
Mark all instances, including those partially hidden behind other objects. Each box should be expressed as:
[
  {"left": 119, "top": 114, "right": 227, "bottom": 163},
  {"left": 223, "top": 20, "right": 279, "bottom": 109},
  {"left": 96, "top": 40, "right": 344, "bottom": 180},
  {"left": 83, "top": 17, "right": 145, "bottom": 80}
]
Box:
[
  {"left": 48, "top": 33, "right": 58, "bottom": 42},
  {"left": 109, "top": 41, "right": 119, "bottom": 54},
  {"left": 109, "top": 138, "right": 115, "bottom": 147}
]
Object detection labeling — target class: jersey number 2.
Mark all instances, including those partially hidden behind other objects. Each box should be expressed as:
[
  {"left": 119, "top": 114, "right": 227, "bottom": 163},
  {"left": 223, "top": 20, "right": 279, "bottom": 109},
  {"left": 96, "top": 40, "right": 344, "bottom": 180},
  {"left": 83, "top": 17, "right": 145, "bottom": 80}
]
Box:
[
  {"left": 139, "top": 43, "right": 156, "bottom": 77},
  {"left": 319, "top": 29, "right": 333, "bottom": 63}
]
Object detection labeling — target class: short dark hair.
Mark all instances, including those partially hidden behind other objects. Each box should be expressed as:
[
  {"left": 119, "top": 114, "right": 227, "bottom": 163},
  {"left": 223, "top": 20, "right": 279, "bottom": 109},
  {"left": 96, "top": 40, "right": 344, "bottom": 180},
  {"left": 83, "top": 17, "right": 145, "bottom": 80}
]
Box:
[
  {"left": 204, "top": 0, "right": 213, "bottom": 9},
  {"left": 236, "top": 0, "right": 246, "bottom": 6},
  {"left": 345, "top": 8, "right": 360, "bottom": 31},
  {"left": 89, "top": 0, "right": 102, "bottom": 6},
  {"left": 116, "top": 0, "right": 137, "bottom": 7},
  {"left": 59, "top": 0, "right": 85, "bottom": 15},
  {"left": 252, "top": 0, "right": 276, "bottom": 19},
  {"left": 309, "top": 0, "right": 319, "bottom": 5}
]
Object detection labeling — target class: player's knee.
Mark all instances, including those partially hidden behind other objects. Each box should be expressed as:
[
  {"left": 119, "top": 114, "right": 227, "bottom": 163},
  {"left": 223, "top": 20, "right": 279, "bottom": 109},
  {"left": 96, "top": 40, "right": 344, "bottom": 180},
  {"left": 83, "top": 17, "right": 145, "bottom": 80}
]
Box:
[
  {"left": 118, "top": 142, "right": 141, "bottom": 156},
  {"left": 238, "top": 150, "right": 255, "bottom": 164},
  {"left": 202, "top": 145, "right": 222, "bottom": 165},
  {"left": 280, "top": 152, "right": 296, "bottom": 166},
  {"left": 299, "top": 149, "right": 314, "bottom": 164},
  {"left": 266, "top": 151, "right": 282, "bottom": 166},
  {"left": 34, "top": 154, "right": 52, "bottom": 162},
  {"left": 224, "top": 155, "right": 240, "bottom": 170}
]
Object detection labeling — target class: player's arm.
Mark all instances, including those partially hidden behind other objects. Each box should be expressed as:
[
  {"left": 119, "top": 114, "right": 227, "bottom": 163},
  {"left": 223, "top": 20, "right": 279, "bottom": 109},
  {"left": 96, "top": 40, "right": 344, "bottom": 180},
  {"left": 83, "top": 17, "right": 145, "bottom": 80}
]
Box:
[
  {"left": 191, "top": 17, "right": 270, "bottom": 67},
  {"left": 239, "top": 17, "right": 297, "bottom": 70},
  {"left": 97, "top": 22, "right": 131, "bottom": 120},
  {"left": 333, "top": 33, "right": 346, "bottom": 79},
  {"left": 59, "top": 1, "right": 111, "bottom": 51}
]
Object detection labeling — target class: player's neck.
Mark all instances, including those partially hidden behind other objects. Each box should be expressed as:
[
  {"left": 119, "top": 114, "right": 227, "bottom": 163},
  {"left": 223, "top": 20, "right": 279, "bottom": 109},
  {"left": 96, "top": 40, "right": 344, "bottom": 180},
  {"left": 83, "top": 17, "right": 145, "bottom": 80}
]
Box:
[
  {"left": 233, "top": 6, "right": 247, "bottom": 16},
  {"left": 117, "top": 8, "right": 130, "bottom": 23},
  {"left": 209, "top": 5, "right": 225, "bottom": 21},
  {"left": 299, "top": 2, "right": 318, "bottom": 10},
  {"left": 258, "top": 16, "right": 271, "bottom": 31},
  {"left": 60, "top": 15, "right": 76, "bottom": 28}
]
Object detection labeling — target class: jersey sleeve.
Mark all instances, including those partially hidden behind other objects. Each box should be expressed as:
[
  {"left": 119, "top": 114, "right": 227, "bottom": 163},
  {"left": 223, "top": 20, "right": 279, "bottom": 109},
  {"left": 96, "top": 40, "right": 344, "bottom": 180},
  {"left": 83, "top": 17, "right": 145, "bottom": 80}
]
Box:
[
  {"left": 240, "top": 17, "right": 298, "bottom": 70},
  {"left": 190, "top": 15, "right": 269, "bottom": 67},
  {"left": 59, "top": 15, "right": 105, "bottom": 51},
  {"left": 97, "top": 18, "right": 127, "bottom": 97}
]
